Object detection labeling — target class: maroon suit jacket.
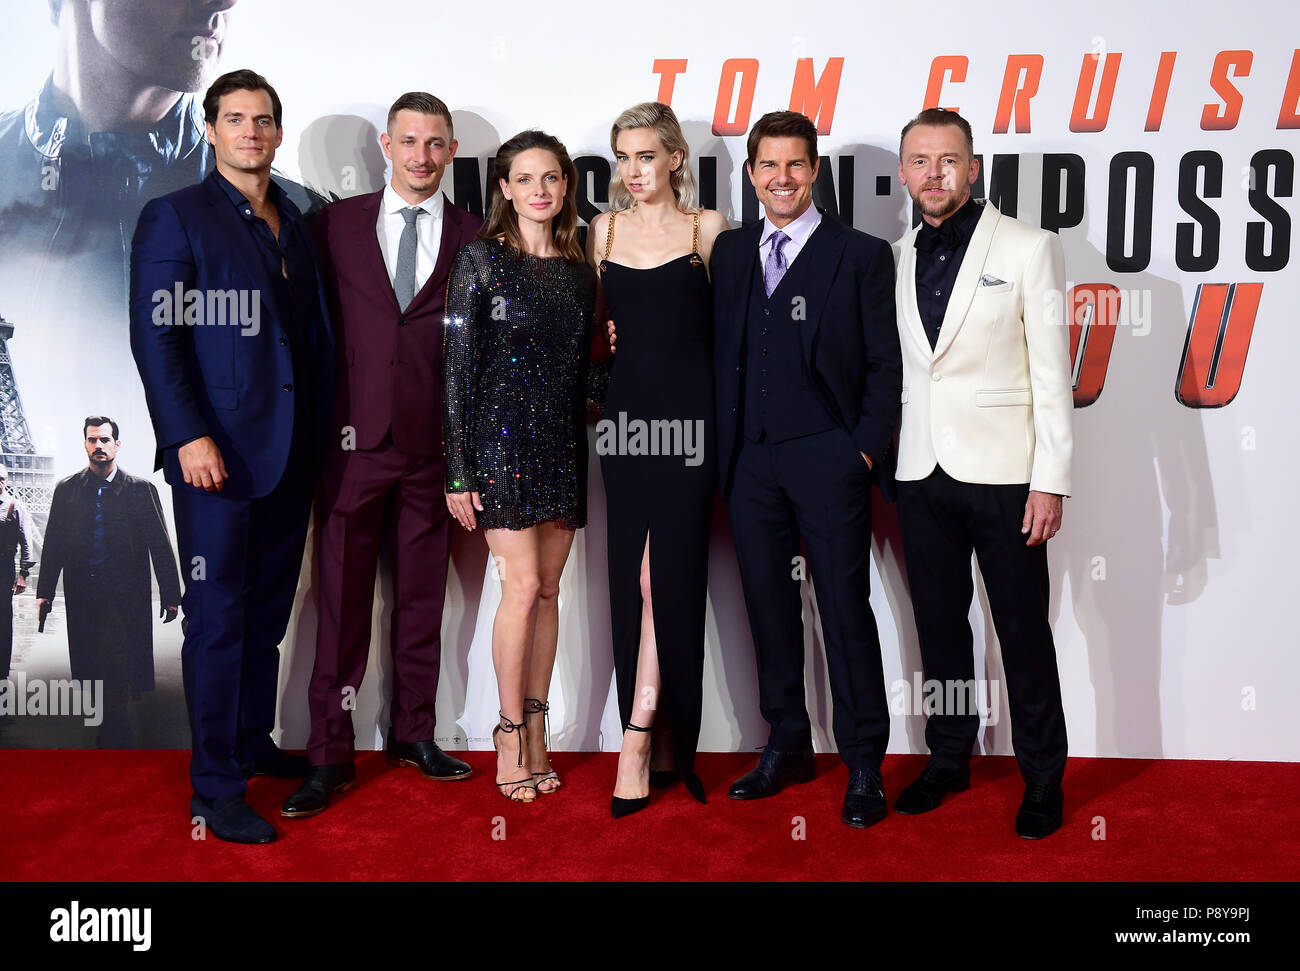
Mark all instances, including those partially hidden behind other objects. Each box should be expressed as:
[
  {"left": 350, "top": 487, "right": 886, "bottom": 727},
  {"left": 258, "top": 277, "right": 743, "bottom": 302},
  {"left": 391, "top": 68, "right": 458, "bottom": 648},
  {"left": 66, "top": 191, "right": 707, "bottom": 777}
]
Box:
[{"left": 313, "top": 190, "right": 483, "bottom": 458}]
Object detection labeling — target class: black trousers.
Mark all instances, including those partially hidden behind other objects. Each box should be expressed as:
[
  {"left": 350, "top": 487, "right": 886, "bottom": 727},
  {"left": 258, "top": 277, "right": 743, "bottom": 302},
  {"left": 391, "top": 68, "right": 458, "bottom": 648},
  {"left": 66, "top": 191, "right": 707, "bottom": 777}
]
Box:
[
  {"left": 0, "top": 565, "right": 12, "bottom": 679},
  {"left": 728, "top": 428, "right": 889, "bottom": 770},
  {"left": 897, "top": 466, "right": 1067, "bottom": 784}
]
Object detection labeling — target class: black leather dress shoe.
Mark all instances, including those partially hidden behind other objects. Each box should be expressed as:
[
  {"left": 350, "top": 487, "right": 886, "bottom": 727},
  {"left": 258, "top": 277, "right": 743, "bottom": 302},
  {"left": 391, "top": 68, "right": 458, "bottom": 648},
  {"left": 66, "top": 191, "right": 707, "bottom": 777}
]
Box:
[
  {"left": 190, "top": 794, "right": 276, "bottom": 844},
  {"left": 281, "top": 762, "right": 357, "bottom": 818},
  {"left": 385, "top": 739, "right": 473, "bottom": 780},
  {"left": 894, "top": 760, "right": 971, "bottom": 815},
  {"left": 1015, "top": 782, "right": 1064, "bottom": 839},
  {"left": 728, "top": 746, "right": 816, "bottom": 800},
  {"left": 842, "top": 767, "right": 887, "bottom": 828},
  {"left": 241, "top": 747, "right": 310, "bottom": 780}
]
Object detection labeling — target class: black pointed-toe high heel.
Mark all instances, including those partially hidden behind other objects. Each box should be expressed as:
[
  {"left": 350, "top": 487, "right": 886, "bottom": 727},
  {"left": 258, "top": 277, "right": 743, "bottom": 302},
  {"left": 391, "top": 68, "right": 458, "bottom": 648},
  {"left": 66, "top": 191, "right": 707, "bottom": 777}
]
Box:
[{"left": 611, "top": 723, "right": 652, "bottom": 818}]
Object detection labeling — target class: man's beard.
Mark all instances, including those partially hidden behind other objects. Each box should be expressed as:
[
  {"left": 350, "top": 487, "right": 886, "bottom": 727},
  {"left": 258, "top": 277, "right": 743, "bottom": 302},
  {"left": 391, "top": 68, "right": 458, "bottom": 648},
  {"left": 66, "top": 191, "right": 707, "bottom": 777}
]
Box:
[{"left": 916, "top": 187, "right": 964, "bottom": 220}]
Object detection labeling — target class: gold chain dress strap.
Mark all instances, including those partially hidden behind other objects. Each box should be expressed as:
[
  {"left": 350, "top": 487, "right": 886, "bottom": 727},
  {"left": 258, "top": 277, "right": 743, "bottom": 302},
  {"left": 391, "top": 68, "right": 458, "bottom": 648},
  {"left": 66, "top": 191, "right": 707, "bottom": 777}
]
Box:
[
  {"left": 602, "top": 209, "right": 617, "bottom": 265},
  {"left": 689, "top": 211, "right": 704, "bottom": 267}
]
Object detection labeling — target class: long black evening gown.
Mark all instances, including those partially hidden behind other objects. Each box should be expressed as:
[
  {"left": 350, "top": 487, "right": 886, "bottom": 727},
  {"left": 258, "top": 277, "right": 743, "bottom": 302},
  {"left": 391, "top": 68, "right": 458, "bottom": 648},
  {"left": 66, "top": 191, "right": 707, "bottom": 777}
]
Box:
[
  {"left": 597, "top": 211, "right": 715, "bottom": 803},
  {"left": 443, "top": 238, "right": 597, "bottom": 530}
]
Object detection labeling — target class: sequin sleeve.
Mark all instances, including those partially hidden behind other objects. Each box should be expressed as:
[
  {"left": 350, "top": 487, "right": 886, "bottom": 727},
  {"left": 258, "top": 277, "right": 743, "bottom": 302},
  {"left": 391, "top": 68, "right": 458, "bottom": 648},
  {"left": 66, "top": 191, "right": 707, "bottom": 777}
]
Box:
[{"left": 443, "top": 241, "right": 486, "bottom": 493}]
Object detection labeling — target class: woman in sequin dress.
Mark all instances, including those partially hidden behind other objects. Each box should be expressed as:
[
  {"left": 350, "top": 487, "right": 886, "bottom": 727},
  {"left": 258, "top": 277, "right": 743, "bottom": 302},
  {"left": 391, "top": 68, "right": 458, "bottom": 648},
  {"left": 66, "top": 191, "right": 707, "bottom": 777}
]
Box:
[
  {"left": 443, "top": 130, "right": 597, "bottom": 803},
  {"left": 587, "top": 103, "right": 729, "bottom": 816}
]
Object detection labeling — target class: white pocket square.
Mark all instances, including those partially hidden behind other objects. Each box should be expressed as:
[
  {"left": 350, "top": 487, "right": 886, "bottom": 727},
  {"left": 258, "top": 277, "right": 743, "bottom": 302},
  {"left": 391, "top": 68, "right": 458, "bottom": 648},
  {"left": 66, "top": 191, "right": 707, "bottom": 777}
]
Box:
[{"left": 979, "top": 274, "right": 1008, "bottom": 287}]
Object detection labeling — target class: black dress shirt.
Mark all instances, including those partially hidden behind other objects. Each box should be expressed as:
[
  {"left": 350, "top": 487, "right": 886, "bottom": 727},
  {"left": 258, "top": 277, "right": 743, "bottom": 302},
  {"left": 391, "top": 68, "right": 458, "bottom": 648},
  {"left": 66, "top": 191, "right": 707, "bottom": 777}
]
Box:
[
  {"left": 210, "top": 170, "right": 322, "bottom": 433},
  {"left": 914, "top": 196, "right": 982, "bottom": 348}
]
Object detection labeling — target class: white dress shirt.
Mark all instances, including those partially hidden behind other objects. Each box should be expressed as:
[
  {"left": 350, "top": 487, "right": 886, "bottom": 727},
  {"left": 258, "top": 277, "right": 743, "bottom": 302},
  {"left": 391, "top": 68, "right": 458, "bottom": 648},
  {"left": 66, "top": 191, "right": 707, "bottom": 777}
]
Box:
[
  {"left": 377, "top": 184, "right": 444, "bottom": 296},
  {"left": 757, "top": 203, "right": 822, "bottom": 270}
]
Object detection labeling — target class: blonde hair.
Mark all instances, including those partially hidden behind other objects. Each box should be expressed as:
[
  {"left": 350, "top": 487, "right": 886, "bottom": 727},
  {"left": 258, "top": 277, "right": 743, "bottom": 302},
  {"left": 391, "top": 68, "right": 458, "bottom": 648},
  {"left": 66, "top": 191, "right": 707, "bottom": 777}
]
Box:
[{"left": 607, "top": 102, "right": 698, "bottom": 212}]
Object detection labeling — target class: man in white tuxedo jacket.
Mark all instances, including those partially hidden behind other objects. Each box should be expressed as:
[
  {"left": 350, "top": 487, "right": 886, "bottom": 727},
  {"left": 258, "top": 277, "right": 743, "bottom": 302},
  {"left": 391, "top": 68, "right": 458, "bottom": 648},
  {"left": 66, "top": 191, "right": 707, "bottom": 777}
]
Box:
[{"left": 890, "top": 109, "right": 1073, "bottom": 839}]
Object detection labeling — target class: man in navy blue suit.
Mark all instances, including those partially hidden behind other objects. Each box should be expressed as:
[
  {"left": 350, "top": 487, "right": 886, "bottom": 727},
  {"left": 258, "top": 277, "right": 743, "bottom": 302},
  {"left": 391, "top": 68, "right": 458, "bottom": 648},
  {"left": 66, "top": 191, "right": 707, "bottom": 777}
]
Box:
[
  {"left": 129, "top": 69, "right": 332, "bottom": 844},
  {"left": 711, "top": 111, "right": 902, "bottom": 829}
]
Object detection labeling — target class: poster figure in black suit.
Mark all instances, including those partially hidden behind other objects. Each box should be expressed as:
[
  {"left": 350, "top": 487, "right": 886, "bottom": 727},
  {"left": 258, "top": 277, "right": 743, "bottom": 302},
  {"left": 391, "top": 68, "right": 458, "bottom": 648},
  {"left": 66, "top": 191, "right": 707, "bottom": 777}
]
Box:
[
  {"left": 0, "top": 467, "right": 36, "bottom": 679},
  {"left": 35, "top": 418, "right": 181, "bottom": 746}
]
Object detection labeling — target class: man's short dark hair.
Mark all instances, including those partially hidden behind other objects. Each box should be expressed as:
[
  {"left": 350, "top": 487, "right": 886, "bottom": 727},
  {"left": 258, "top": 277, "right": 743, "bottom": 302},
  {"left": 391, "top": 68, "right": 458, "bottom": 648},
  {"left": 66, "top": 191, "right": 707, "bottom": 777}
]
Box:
[
  {"left": 746, "top": 110, "right": 818, "bottom": 169},
  {"left": 386, "top": 92, "right": 454, "bottom": 138},
  {"left": 899, "top": 108, "right": 975, "bottom": 160},
  {"left": 84, "top": 416, "right": 120, "bottom": 441},
  {"left": 203, "top": 69, "right": 283, "bottom": 129}
]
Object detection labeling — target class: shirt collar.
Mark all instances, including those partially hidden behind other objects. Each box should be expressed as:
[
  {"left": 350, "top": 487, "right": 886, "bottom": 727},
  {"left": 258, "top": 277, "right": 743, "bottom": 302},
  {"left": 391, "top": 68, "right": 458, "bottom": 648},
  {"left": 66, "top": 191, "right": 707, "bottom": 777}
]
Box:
[
  {"left": 948, "top": 195, "right": 982, "bottom": 240},
  {"left": 383, "top": 184, "right": 444, "bottom": 219},
  {"left": 25, "top": 73, "right": 206, "bottom": 164},
  {"left": 85, "top": 466, "right": 119, "bottom": 490},
  {"left": 760, "top": 203, "right": 822, "bottom": 250},
  {"left": 212, "top": 167, "right": 292, "bottom": 225}
]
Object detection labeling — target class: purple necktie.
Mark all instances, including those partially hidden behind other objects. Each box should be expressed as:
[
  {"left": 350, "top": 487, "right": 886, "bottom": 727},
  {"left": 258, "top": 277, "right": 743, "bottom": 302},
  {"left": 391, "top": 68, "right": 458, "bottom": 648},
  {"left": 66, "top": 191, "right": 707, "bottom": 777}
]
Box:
[{"left": 764, "top": 230, "right": 789, "bottom": 297}]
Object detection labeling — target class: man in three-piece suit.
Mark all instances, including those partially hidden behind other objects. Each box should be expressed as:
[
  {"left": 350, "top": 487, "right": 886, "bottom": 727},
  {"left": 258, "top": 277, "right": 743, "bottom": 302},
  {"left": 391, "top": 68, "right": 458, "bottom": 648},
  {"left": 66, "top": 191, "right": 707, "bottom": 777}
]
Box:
[
  {"left": 281, "top": 92, "right": 482, "bottom": 819},
  {"left": 890, "top": 108, "right": 1073, "bottom": 839},
  {"left": 35, "top": 418, "right": 181, "bottom": 746},
  {"left": 130, "top": 70, "right": 333, "bottom": 844},
  {"left": 713, "top": 111, "right": 902, "bottom": 829}
]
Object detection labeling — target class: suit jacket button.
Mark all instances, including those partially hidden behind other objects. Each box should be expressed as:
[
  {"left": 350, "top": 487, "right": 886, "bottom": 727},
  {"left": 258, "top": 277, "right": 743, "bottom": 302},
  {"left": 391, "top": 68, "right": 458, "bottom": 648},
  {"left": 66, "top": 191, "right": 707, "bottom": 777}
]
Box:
[
  {"left": 282, "top": 383, "right": 293, "bottom": 391},
  {"left": 279, "top": 337, "right": 288, "bottom": 346},
  {"left": 398, "top": 316, "right": 407, "bottom": 326},
  {"left": 730, "top": 407, "right": 737, "bottom": 415}
]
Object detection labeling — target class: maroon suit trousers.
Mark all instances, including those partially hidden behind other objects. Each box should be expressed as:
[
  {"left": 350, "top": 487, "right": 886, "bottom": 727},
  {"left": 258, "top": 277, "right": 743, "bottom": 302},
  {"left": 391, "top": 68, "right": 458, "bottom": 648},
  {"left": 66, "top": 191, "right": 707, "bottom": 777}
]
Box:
[{"left": 308, "top": 437, "right": 451, "bottom": 764}]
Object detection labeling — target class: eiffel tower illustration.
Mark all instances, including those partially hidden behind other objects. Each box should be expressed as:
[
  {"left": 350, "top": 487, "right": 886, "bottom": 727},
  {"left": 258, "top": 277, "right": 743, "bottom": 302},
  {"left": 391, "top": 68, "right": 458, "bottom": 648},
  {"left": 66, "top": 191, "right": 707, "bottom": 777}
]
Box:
[{"left": 0, "top": 308, "right": 56, "bottom": 535}]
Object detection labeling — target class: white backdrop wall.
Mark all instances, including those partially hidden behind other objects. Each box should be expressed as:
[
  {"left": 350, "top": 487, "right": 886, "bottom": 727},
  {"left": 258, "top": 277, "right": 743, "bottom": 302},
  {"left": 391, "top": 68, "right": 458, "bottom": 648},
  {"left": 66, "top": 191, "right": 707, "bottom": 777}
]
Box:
[{"left": 2, "top": 0, "right": 1296, "bottom": 760}]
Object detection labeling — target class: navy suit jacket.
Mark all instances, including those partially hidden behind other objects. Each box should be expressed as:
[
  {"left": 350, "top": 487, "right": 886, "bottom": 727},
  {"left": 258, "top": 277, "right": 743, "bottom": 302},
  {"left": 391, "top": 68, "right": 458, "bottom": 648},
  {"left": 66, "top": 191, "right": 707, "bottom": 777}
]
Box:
[
  {"left": 712, "top": 212, "right": 903, "bottom": 499},
  {"left": 129, "top": 170, "right": 334, "bottom": 499}
]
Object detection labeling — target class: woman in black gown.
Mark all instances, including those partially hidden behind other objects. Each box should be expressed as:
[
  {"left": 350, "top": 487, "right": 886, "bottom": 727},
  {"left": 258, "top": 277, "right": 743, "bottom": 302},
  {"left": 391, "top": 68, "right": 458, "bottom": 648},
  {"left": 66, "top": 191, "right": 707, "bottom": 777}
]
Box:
[
  {"left": 444, "top": 130, "right": 596, "bottom": 803},
  {"left": 587, "top": 102, "right": 729, "bottom": 816}
]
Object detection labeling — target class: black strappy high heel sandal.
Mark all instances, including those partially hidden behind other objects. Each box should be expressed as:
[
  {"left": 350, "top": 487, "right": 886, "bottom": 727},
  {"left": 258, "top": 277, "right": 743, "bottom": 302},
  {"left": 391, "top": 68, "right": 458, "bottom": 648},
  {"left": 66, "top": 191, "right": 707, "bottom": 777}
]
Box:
[
  {"left": 492, "top": 712, "right": 537, "bottom": 803},
  {"left": 524, "top": 697, "right": 561, "bottom": 794},
  {"left": 611, "top": 722, "right": 652, "bottom": 818}
]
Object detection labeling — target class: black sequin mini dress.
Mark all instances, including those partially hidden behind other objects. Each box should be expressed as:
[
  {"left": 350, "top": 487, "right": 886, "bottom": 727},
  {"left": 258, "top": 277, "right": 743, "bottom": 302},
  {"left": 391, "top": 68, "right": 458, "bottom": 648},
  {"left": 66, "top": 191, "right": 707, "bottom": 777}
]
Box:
[{"left": 443, "top": 237, "right": 597, "bottom": 530}]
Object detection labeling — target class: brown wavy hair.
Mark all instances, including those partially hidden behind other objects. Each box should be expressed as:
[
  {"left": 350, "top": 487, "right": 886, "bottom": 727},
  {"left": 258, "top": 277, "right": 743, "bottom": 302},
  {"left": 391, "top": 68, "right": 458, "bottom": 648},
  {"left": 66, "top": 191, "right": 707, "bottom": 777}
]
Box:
[{"left": 481, "top": 130, "right": 584, "bottom": 263}]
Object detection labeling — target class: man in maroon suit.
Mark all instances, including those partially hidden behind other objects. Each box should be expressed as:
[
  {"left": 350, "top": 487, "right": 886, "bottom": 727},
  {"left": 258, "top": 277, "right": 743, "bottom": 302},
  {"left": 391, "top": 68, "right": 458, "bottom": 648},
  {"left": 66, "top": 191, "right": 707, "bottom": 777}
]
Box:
[{"left": 283, "top": 92, "right": 482, "bottom": 818}]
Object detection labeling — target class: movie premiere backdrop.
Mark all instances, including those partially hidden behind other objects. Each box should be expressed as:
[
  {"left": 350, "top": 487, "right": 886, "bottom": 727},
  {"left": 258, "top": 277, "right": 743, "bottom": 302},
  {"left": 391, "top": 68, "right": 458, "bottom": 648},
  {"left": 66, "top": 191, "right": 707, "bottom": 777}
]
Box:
[{"left": 0, "top": 0, "right": 1294, "bottom": 761}]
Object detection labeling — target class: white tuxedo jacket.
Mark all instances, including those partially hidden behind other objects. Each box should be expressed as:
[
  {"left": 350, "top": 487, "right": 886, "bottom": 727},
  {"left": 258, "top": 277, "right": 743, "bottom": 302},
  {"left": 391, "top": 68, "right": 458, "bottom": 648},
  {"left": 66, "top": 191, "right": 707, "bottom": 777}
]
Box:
[{"left": 892, "top": 200, "right": 1073, "bottom": 496}]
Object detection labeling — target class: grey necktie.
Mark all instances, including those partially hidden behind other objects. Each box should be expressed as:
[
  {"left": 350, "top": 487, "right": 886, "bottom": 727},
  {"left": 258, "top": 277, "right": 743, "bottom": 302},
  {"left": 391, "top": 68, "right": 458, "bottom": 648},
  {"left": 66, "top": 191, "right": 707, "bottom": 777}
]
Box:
[{"left": 395, "top": 206, "right": 423, "bottom": 310}]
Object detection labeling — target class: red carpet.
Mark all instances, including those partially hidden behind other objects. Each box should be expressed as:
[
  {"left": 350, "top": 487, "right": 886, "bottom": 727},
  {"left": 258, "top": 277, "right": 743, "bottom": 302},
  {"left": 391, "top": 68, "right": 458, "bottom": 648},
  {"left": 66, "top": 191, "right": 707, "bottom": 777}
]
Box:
[{"left": 2, "top": 751, "right": 1296, "bottom": 881}]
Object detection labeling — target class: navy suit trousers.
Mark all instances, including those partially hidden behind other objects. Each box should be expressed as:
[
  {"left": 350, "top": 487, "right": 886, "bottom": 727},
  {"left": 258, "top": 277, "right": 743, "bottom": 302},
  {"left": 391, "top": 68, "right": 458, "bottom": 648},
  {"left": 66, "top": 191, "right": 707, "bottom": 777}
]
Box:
[{"left": 171, "top": 429, "right": 314, "bottom": 801}]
